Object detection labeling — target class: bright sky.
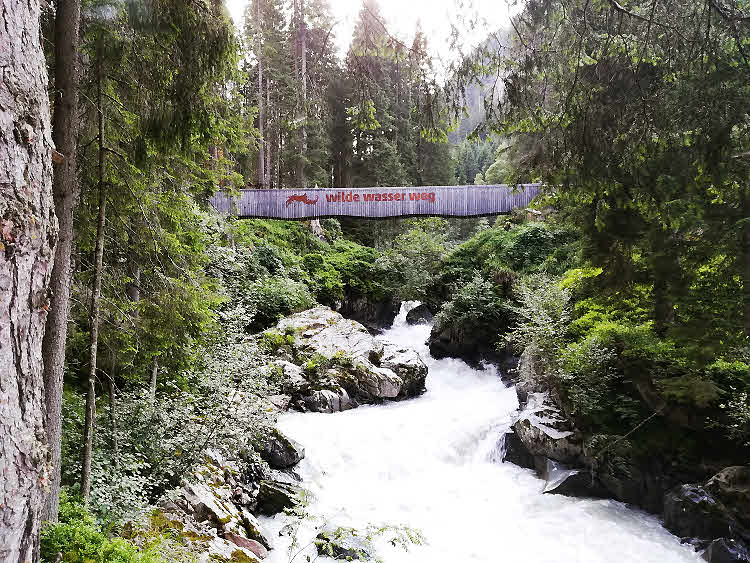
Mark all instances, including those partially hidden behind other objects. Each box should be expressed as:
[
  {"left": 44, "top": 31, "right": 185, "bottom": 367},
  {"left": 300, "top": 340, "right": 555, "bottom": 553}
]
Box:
[{"left": 225, "top": 0, "right": 515, "bottom": 67}]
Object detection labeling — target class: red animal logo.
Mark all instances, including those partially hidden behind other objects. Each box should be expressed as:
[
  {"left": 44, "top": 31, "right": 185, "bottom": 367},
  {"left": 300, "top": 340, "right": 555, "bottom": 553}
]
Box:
[{"left": 285, "top": 193, "right": 319, "bottom": 207}]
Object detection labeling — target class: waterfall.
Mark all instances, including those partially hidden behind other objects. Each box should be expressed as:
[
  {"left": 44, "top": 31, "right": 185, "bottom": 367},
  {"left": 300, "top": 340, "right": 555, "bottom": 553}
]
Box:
[{"left": 260, "top": 303, "right": 700, "bottom": 562}]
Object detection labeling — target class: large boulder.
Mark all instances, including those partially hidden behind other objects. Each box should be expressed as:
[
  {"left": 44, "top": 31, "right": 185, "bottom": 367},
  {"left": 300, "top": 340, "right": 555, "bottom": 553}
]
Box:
[
  {"left": 664, "top": 485, "right": 744, "bottom": 542},
  {"left": 705, "top": 467, "right": 750, "bottom": 530},
  {"left": 255, "top": 428, "right": 305, "bottom": 470},
  {"left": 269, "top": 307, "right": 427, "bottom": 410},
  {"left": 702, "top": 539, "right": 750, "bottom": 563},
  {"left": 338, "top": 296, "right": 401, "bottom": 334},
  {"left": 405, "top": 303, "right": 433, "bottom": 325},
  {"left": 256, "top": 480, "right": 304, "bottom": 516}
]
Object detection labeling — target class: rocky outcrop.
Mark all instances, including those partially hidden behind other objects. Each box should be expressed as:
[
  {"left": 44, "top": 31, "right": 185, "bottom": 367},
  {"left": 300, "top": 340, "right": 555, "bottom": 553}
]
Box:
[
  {"left": 504, "top": 349, "right": 750, "bottom": 561},
  {"left": 338, "top": 296, "right": 401, "bottom": 334},
  {"left": 255, "top": 428, "right": 305, "bottom": 470},
  {"left": 702, "top": 539, "right": 750, "bottom": 563},
  {"left": 156, "top": 445, "right": 307, "bottom": 561},
  {"left": 663, "top": 470, "right": 750, "bottom": 560},
  {"left": 256, "top": 479, "right": 303, "bottom": 516},
  {"left": 406, "top": 303, "right": 433, "bottom": 325},
  {"left": 268, "top": 307, "right": 427, "bottom": 411},
  {"left": 427, "top": 322, "right": 518, "bottom": 373}
]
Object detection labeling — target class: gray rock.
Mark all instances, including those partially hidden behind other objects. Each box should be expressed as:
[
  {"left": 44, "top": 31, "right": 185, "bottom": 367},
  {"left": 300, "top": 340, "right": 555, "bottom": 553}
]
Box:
[
  {"left": 405, "top": 303, "right": 433, "bottom": 325},
  {"left": 502, "top": 429, "right": 535, "bottom": 469},
  {"left": 269, "top": 307, "right": 427, "bottom": 407},
  {"left": 702, "top": 539, "right": 750, "bottom": 563},
  {"left": 338, "top": 296, "right": 401, "bottom": 334},
  {"left": 241, "top": 508, "right": 272, "bottom": 549},
  {"left": 256, "top": 480, "right": 304, "bottom": 516},
  {"left": 255, "top": 427, "right": 305, "bottom": 470},
  {"left": 302, "top": 387, "right": 354, "bottom": 413},
  {"left": 706, "top": 467, "right": 750, "bottom": 530},
  {"left": 664, "top": 484, "right": 741, "bottom": 541}
]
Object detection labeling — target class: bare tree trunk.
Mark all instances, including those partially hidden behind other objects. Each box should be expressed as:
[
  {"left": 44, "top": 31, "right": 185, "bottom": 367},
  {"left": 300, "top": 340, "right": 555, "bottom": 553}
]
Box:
[
  {"left": 265, "top": 78, "right": 272, "bottom": 188},
  {"left": 42, "top": 0, "right": 81, "bottom": 523},
  {"left": 0, "top": 0, "right": 56, "bottom": 556},
  {"left": 256, "top": 0, "right": 266, "bottom": 187},
  {"left": 81, "top": 51, "right": 107, "bottom": 501},
  {"left": 742, "top": 187, "right": 750, "bottom": 339},
  {"left": 296, "top": 0, "right": 307, "bottom": 188},
  {"left": 108, "top": 348, "right": 118, "bottom": 466},
  {"left": 149, "top": 356, "right": 158, "bottom": 407}
]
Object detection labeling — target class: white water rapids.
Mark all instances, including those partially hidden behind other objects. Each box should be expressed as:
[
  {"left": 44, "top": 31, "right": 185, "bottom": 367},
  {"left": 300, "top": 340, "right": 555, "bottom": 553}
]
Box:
[{"left": 261, "top": 303, "right": 701, "bottom": 563}]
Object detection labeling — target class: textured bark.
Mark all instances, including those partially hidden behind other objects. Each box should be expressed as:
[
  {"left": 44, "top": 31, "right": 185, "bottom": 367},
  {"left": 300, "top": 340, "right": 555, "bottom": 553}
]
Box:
[
  {"left": 42, "top": 0, "right": 82, "bottom": 523},
  {"left": 256, "top": 0, "right": 266, "bottom": 188},
  {"left": 265, "top": 78, "right": 271, "bottom": 187},
  {"left": 296, "top": 0, "right": 307, "bottom": 188},
  {"left": 0, "top": 0, "right": 57, "bottom": 556},
  {"left": 742, "top": 187, "right": 750, "bottom": 339},
  {"left": 149, "top": 356, "right": 158, "bottom": 407},
  {"left": 81, "top": 55, "right": 106, "bottom": 500},
  {"left": 108, "top": 348, "right": 118, "bottom": 465}
]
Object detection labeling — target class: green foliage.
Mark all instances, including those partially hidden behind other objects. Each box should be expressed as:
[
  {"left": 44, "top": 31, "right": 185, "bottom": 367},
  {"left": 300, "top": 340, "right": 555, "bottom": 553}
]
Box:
[
  {"left": 433, "top": 272, "right": 511, "bottom": 340},
  {"left": 41, "top": 491, "right": 165, "bottom": 563},
  {"left": 376, "top": 219, "right": 448, "bottom": 301},
  {"left": 244, "top": 276, "right": 315, "bottom": 333}
]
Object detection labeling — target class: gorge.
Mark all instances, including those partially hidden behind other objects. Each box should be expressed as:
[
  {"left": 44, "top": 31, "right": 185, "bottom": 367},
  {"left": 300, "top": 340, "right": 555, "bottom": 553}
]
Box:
[{"left": 258, "top": 303, "right": 702, "bottom": 563}]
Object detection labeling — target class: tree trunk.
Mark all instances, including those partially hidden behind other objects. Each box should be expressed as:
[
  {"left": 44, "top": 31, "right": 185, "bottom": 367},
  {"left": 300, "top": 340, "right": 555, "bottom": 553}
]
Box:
[
  {"left": 265, "top": 78, "right": 272, "bottom": 188},
  {"left": 256, "top": 0, "right": 266, "bottom": 187},
  {"left": 149, "top": 356, "right": 158, "bottom": 408},
  {"left": 0, "top": 0, "right": 56, "bottom": 556},
  {"left": 42, "top": 0, "right": 81, "bottom": 523},
  {"left": 81, "top": 51, "right": 107, "bottom": 501},
  {"left": 108, "top": 348, "right": 118, "bottom": 465},
  {"left": 297, "top": 0, "right": 307, "bottom": 188},
  {"left": 742, "top": 186, "right": 750, "bottom": 339}
]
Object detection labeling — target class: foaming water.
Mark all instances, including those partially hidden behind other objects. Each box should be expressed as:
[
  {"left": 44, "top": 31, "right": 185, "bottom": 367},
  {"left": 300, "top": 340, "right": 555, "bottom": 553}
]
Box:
[{"left": 261, "top": 303, "right": 700, "bottom": 563}]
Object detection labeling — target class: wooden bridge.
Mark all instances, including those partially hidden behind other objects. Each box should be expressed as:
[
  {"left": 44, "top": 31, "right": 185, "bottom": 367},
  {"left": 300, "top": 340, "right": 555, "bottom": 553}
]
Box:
[{"left": 209, "top": 184, "right": 541, "bottom": 219}]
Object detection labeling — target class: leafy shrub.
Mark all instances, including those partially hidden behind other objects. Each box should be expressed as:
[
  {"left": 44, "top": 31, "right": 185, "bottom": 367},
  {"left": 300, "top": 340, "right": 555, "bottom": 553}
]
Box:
[
  {"left": 376, "top": 219, "right": 447, "bottom": 301},
  {"left": 301, "top": 253, "right": 345, "bottom": 304},
  {"left": 244, "top": 276, "right": 315, "bottom": 332},
  {"left": 253, "top": 244, "right": 284, "bottom": 275},
  {"left": 503, "top": 224, "right": 559, "bottom": 272},
  {"left": 41, "top": 491, "right": 164, "bottom": 563},
  {"left": 433, "top": 273, "right": 512, "bottom": 350}
]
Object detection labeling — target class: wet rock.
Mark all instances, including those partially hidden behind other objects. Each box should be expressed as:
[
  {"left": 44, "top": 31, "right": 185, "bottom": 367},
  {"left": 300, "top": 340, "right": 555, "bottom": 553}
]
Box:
[
  {"left": 315, "top": 530, "right": 371, "bottom": 560},
  {"left": 702, "top": 538, "right": 750, "bottom": 563},
  {"left": 405, "top": 304, "right": 433, "bottom": 325},
  {"left": 502, "top": 429, "right": 535, "bottom": 470},
  {"left": 338, "top": 296, "right": 401, "bottom": 334},
  {"left": 664, "top": 484, "right": 741, "bottom": 541},
  {"left": 706, "top": 467, "right": 750, "bottom": 530},
  {"left": 255, "top": 428, "right": 305, "bottom": 470},
  {"left": 302, "top": 387, "right": 354, "bottom": 413},
  {"left": 225, "top": 533, "right": 269, "bottom": 559},
  {"left": 256, "top": 480, "right": 304, "bottom": 516},
  {"left": 540, "top": 458, "right": 609, "bottom": 498},
  {"left": 512, "top": 392, "right": 584, "bottom": 466},
  {"left": 241, "top": 509, "right": 272, "bottom": 549}
]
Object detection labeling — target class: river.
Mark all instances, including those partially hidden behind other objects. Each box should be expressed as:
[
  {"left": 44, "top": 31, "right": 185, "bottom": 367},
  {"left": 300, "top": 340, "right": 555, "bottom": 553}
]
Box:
[{"left": 260, "top": 303, "right": 701, "bottom": 563}]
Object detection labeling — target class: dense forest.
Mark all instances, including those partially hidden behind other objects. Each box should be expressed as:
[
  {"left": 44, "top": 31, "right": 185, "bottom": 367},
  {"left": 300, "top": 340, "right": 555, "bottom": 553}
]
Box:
[{"left": 1, "top": 0, "right": 748, "bottom": 561}]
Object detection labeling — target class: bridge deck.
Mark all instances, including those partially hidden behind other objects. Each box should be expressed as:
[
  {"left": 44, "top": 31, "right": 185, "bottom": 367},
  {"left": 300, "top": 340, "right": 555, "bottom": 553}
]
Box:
[{"left": 209, "top": 184, "right": 541, "bottom": 219}]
